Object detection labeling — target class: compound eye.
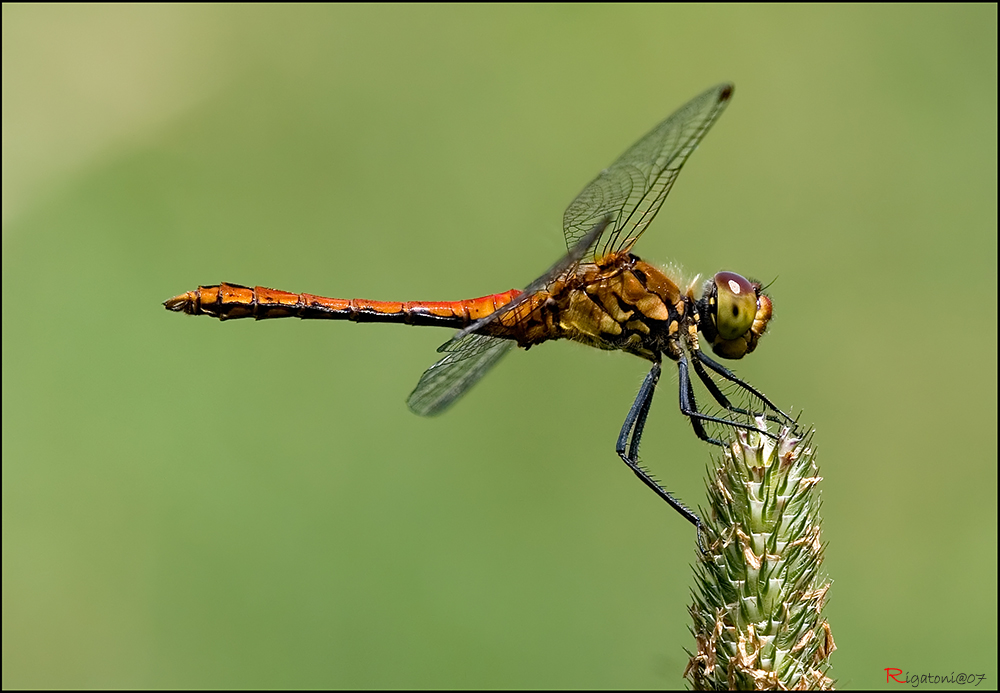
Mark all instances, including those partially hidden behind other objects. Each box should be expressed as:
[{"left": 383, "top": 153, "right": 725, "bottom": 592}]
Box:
[{"left": 713, "top": 271, "right": 756, "bottom": 340}]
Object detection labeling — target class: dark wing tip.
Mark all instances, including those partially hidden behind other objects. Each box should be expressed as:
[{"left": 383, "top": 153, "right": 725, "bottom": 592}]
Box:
[{"left": 719, "top": 83, "right": 735, "bottom": 102}]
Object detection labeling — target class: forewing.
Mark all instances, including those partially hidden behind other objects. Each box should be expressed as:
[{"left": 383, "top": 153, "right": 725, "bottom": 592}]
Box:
[
  {"left": 562, "top": 83, "right": 733, "bottom": 261},
  {"left": 406, "top": 334, "right": 515, "bottom": 417}
]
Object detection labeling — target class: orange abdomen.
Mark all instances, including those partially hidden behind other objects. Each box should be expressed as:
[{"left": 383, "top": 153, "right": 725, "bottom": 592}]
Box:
[{"left": 164, "top": 283, "right": 522, "bottom": 329}]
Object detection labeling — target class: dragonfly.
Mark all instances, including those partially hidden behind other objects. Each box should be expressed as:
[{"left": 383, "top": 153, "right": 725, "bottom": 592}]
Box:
[{"left": 165, "top": 83, "right": 797, "bottom": 533}]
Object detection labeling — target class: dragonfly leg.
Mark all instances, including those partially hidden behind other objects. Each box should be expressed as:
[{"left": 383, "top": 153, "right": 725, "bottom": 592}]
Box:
[
  {"left": 616, "top": 362, "right": 702, "bottom": 533},
  {"left": 689, "top": 353, "right": 780, "bottom": 426},
  {"left": 678, "top": 354, "right": 778, "bottom": 443},
  {"left": 692, "top": 349, "right": 797, "bottom": 428}
]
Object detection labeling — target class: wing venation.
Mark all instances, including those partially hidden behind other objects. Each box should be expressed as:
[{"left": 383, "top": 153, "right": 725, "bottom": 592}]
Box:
[
  {"left": 407, "top": 335, "right": 515, "bottom": 416},
  {"left": 562, "top": 83, "right": 733, "bottom": 261}
]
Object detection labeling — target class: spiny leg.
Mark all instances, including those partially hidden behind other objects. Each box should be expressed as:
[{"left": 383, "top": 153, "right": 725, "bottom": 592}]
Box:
[
  {"left": 616, "top": 362, "right": 702, "bottom": 531},
  {"left": 692, "top": 348, "right": 797, "bottom": 428},
  {"left": 678, "top": 353, "right": 778, "bottom": 444},
  {"left": 689, "top": 353, "right": 783, "bottom": 426}
]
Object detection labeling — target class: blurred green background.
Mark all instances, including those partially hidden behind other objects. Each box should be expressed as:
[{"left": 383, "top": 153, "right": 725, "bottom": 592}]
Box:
[{"left": 3, "top": 5, "right": 995, "bottom": 689}]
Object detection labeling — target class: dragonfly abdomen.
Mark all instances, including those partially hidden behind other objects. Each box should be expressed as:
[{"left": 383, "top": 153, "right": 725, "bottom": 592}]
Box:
[{"left": 164, "top": 283, "right": 522, "bottom": 328}]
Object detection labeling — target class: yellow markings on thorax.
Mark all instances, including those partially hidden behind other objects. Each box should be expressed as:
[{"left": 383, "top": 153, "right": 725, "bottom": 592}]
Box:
[
  {"left": 569, "top": 289, "right": 623, "bottom": 336},
  {"left": 625, "top": 319, "right": 651, "bottom": 335},
  {"left": 510, "top": 258, "right": 688, "bottom": 356},
  {"left": 558, "top": 264, "right": 682, "bottom": 351},
  {"left": 585, "top": 269, "right": 671, "bottom": 325},
  {"left": 621, "top": 271, "right": 671, "bottom": 321}
]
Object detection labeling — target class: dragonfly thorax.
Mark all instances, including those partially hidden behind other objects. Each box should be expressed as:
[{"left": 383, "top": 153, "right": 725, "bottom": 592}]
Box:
[{"left": 486, "top": 253, "right": 692, "bottom": 362}]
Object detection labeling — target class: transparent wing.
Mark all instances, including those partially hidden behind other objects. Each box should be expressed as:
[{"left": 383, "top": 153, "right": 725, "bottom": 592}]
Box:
[
  {"left": 448, "top": 216, "right": 610, "bottom": 343},
  {"left": 406, "top": 334, "right": 515, "bottom": 417},
  {"left": 408, "top": 217, "right": 611, "bottom": 417},
  {"left": 562, "top": 83, "right": 733, "bottom": 261}
]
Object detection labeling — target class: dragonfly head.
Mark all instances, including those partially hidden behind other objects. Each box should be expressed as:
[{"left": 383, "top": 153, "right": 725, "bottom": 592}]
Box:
[{"left": 697, "top": 271, "right": 772, "bottom": 359}]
